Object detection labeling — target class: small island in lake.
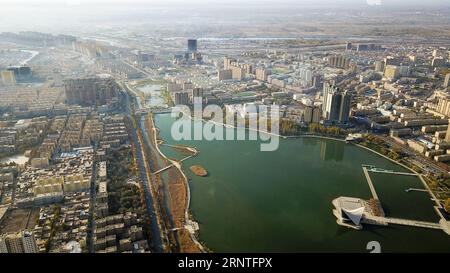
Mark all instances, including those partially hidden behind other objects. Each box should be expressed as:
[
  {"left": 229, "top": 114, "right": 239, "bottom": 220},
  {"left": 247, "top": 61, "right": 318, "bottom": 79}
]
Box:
[{"left": 190, "top": 165, "right": 208, "bottom": 177}]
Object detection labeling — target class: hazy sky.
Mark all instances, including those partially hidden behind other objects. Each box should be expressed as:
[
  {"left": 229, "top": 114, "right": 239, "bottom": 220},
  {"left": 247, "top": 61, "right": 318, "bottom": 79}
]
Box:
[
  {"left": 1, "top": 0, "right": 450, "bottom": 6},
  {"left": 0, "top": 0, "right": 449, "bottom": 34}
]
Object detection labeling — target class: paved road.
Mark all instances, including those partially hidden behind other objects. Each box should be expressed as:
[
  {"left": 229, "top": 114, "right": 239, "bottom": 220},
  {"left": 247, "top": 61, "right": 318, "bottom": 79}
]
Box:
[
  {"left": 122, "top": 87, "right": 165, "bottom": 253},
  {"left": 88, "top": 160, "right": 98, "bottom": 253},
  {"left": 379, "top": 135, "right": 449, "bottom": 175}
]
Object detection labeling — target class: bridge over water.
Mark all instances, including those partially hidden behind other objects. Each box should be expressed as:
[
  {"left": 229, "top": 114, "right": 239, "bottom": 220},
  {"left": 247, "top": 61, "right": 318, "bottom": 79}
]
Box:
[{"left": 152, "top": 145, "right": 198, "bottom": 175}]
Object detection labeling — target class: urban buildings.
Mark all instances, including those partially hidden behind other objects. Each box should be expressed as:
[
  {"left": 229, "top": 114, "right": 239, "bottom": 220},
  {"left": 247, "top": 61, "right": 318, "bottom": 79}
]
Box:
[
  {"left": 255, "top": 68, "right": 270, "bottom": 82},
  {"left": 231, "top": 66, "right": 246, "bottom": 81},
  {"left": 384, "top": 65, "right": 400, "bottom": 80},
  {"left": 222, "top": 57, "right": 252, "bottom": 81},
  {"left": 6, "top": 66, "right": 32, "bottom": 81},
  {"left": 0, "top": 231, "right": 38, "bottom": 253},
  {"left": 187, "top": 39, "right": 198, "bottom": 53},
  {"left": 64, "top": 77, "right": 119, "bottom": 107},
  {"left": 444, "top": 73, "right": 450, "bottom": 88},
  {"left": 191, "top": 87, "right": 203, "bottom": 102},
  {"left": 328, "top": 55, "right": 351, "bottom": 69},
  {"left": 436, "top": 97, "right": 450, "bottom": 117},
  {"left": 374, "top": 61, "right": 385, "bottom": 72},
  {"left": 1, "top": 2, "right": 450, "bottom": 255},
  {"left": 218, "top": 69, "right": 232, "bottom": 81},
  {"left": 173, "top": 92, "right": 189, "bottom": 105},
  {"left": 303, "top": 106, "right": 321, "bottom": 124},
  {"left": 0, "top": 70, "right": 16, "bottom": 85},
  {"left": 322, "top": 84, "right": 352, "bottom": 123}
]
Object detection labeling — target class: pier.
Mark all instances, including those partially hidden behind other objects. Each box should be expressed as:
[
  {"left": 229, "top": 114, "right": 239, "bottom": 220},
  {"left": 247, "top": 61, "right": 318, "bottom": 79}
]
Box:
[
  {"left": 364, "top": 215, "right": 442, "bottom": 230},
  {"left": 362, "top": 166, "right": 379, "bottom": 200},
  {"left": 333, "top": 165, "right": 450, "bottom": 236},
  {"left": 366, "top": 168, "right": 418, "bottom": 176},
  {"left": 405, "top": 188, "right": 428, "bottom": 193}
]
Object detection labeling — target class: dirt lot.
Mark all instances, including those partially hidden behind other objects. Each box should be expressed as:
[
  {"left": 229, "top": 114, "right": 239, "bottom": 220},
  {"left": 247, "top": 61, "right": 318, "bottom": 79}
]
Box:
[{"left": 0, "top": 207, "right": 40, "bottom": 233}]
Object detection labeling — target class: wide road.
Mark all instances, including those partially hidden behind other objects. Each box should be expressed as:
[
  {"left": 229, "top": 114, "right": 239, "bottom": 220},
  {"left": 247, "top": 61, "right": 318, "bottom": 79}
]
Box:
[
  {"left": 121, "top": 87, "right": 165, "bottom": 253},
  {"left": 88, "top": 161, "right": 98, "bottom": 253},
  {"left": 379, "top": 135, "right": 449, "bottom": 175}
]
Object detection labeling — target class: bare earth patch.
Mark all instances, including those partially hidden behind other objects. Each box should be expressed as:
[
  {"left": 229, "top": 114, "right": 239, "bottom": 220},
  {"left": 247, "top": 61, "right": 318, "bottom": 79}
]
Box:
[{"left": 190, "top": 165, "right": 208, "bottom": 177}]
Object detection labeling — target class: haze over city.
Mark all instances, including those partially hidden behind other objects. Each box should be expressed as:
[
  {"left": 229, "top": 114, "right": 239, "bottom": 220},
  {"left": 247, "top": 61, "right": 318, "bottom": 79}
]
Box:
[{"left": 1, "top": 0, "right": 450, "bottom": 33}]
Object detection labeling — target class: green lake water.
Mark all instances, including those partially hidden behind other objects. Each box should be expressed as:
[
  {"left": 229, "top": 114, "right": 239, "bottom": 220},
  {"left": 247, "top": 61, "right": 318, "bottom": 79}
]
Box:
[{"left": 152, "top": 111, "right": 450, "bottom": 253}]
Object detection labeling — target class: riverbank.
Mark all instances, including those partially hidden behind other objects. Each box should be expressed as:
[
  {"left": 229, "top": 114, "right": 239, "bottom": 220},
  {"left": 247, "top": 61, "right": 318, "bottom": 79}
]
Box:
[{"left": 147, "top": 114, "right": 206, "bottom": 253}]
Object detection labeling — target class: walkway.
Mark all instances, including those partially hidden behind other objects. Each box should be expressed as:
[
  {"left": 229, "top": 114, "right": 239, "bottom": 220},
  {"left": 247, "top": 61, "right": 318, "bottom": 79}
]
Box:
[
  {"left": 153, "top": 155, "right": 194, "bottom": 175},
  {"left": 152, "top": 144, "right": 198, "bottom": 174},
  {"left": 405, "top": 188, "right": 428, "bottom": 193},
  {"left": 365, "top": 215, "right": 442, "bottom": 230},
  {"left": 362, "top": 166, "right": 380, "bottom": 200},
  {"left": 366, "top": 167, "right": 418, "bottom": 176}
]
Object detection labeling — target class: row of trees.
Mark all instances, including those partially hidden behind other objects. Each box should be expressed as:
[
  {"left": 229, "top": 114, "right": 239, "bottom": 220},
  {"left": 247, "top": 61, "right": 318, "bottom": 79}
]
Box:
[
  {"left": 106, "top": 148, "right": 143, "bottom": 215},
  {"left": 44, "top": 205, "right": 61, "bottom": 253},
  {"left": 308, "top": 123, "right": 346, "bottom": 136},
  {"left": 280, "top": 119, "right": 302, "bottom": 135},
  {"left": 361, "top": 134, "right": 403, "bottom": 161}
]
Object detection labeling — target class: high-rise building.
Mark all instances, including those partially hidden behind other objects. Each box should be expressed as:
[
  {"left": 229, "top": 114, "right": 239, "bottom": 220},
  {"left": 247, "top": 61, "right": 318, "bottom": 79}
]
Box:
[
  {"left": 304, "top": 106, "right": 321, "bottom": 124},
  {"left": 22, "top": 231, "right": 38, "bottom": 253},
  {"left": 328, "top": 55, "right": 351, "bottom": 69},
  {"left": 322, "top": 83, "right": 352, "bottom": 122},
  {"left": 384, "top": 65, "right": 400, "bottom": 80},
  {"left": 64, "top": 77, "right": 119, "bottom": 106},
  {"left": 1, "top": 70, "right": 16, "bottom": 85},
  {"left": 304, "top": 106, "right": 313, "bottom": 123},
  {"left": 223, "top": 57, "right": 236, "bottom": 70},
  {"left": 374, "top": 61, "right": 385, "bottom": 72},
  {"left": 312, "top": 75, "right": 322, "bottom": 89},
  {"left": 298, "top": 68, "right": 313, "bottom": 87},
  {"left": 218, "top": 69, "right": 232, "bottom": 81},
  {"left": 255, "top": 68, "right": 270, "bottom": 81},
  {"left": 443, "top": 73, "right": 450, "bottom": 88},
  {"left": 191, "top": 87, "right": 203, "bottom": 103},
  {"left": 436, "top": 97, "right": 450, "bottom": 117},
  {"left": 445, "top": 121, "right": 450, "bottom": 143},
  {"left": 11, "top": 66, "right": 31, "bottom": 76},
  {"left": 172, "top": 92, "right": 189, "bottom": 105},
  {"left": 0, "top": 237, "right": 8, "bottom": 253},
  {"left": 5, "top": 66, "right": 32, "bottom": 82},
  {"left": 0, "top": 231, "right": 38, "bottom": 253},
  {"left": 339, "top": 92, "right": 352, "bottom": 122},
  {"left": 187, "top": 39, "right": 197, "bottom": 53},
  {"left": 223, "top": 57, "right": 250, "bottom": 80},
  {"left": 241, "top": 64, "right": 253, "bottom": 75},
  {"left": 231, "top": 66, "right": 246, "bottom": 81},
  {"left": 345, "top": 42, "right": 353, "bottom": 51},
  {"left": 312, "top": 107, "right": 321, "bottom": 123}
]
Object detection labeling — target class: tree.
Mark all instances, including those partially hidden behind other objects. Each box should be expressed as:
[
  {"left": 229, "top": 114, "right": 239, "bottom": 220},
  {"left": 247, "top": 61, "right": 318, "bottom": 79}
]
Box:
[
  {"left": 445, "top": 198, "right": 450, "bottom": 213},
  {"left": 429, "top": 180, "right": 439, "bottom": 190}
]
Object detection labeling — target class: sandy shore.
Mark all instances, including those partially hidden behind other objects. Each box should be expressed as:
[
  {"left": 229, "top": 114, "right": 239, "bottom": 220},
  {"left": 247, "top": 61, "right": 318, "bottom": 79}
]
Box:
[{"left": 147, "top": 114, "right": 205, "bottom": 253}]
